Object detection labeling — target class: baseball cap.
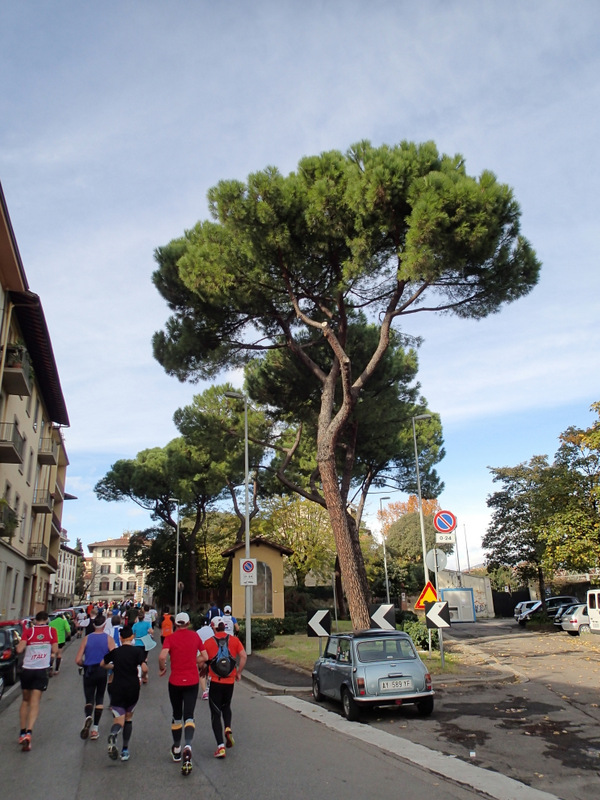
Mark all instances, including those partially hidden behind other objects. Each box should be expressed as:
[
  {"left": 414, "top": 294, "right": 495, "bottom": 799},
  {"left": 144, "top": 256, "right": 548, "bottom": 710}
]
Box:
[
  {"left": 224, "top": 605, "right": 232, "bottom": 613},
  {"left": 175, "top": 612, "right": 190, "bottom": 625},
  {"left": 211, "top": 616, "right": 225, "bottom": 628}
]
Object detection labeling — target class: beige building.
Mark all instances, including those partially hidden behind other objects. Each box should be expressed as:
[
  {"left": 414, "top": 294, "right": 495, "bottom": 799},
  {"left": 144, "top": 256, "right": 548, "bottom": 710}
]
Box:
[
  {"left": 222, "top": 537, "right": 293, "bottom": 619},
  {"left": 50, "top": 537, "right": 82, "bottom": 609},
  {"left": 86, "top": 534, "right": 152, "bottom": 606},
  {"left": 0, "top": 184, "right": 72, "bottom": 620}
]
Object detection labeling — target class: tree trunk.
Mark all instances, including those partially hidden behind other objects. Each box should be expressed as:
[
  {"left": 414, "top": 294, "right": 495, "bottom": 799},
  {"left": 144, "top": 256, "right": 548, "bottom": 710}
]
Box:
[{"left": 319, "top": 454, "right": 371, "bottom": 629}]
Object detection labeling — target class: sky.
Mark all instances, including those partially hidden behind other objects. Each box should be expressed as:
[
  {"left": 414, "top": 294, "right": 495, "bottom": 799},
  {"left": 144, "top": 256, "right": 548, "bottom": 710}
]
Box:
[{"left": 1, "top": 1, "right": 599, "bottom": 570}]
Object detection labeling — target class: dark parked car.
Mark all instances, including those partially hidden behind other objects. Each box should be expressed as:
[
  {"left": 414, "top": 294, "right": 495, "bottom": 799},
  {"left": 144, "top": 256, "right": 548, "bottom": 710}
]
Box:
[
  {"left": 312, "top": 629, "right": 434, "bottom": 721},
  {"left": 0, "top": 625, "right": 22, "bottom": 686}
]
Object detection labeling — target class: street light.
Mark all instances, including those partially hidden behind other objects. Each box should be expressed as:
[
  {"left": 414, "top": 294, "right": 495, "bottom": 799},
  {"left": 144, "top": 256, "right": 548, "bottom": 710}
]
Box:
[
  {"left": 379, "top": 496, "right": 391, "bottom": 604},
  {"left": 168, "top": 498, "right": 181, "bottom": 618},
  {"left": 224, "top": 391, "right": 252, "bottom": 655},
  {"left": 412, "top": 414, "right": 432, "bottom": 585}
]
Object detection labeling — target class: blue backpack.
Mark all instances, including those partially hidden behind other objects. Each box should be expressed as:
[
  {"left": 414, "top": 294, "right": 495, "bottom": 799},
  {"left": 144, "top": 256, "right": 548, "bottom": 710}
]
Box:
[{"left": 211, "top": 635, "right": 236, "bottom": 678}]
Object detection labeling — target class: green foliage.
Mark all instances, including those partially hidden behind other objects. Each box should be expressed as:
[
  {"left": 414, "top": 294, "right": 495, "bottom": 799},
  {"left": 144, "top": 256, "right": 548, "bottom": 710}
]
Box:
[
  {"left": 401, "top": 619, "right": 439, "bottom": 650},
  {"left": 238, "top": 618, "right": 276, "bottom": 650}
]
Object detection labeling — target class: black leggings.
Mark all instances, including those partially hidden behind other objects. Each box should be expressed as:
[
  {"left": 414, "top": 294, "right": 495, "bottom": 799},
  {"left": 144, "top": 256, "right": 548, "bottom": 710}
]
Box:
[
  {"left": 168, "top": 682, "right": 199, "bottom": 722},
  {"left": 208, "top": 681, "right": 234, "bottom": 744},
  {"left": 83, "top": 666, "right": 108, "bottom": 707}
]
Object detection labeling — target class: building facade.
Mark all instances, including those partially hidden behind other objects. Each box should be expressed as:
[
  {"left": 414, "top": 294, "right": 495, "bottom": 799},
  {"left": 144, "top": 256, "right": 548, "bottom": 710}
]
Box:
[
  {"left": 0, "top": 183, "right": 72, "bottom": 620},
  {"left": 86, "top": 534, "right": 152, "bottom": 606},
  {"left": 50, "top": 537, "right": 82, "bottom": 609}
]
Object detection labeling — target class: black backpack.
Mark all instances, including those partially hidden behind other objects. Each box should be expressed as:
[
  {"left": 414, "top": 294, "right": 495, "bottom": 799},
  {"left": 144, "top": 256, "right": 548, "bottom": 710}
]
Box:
[{"left": 211, "top": 635, "right": 236, "bottom": 678}]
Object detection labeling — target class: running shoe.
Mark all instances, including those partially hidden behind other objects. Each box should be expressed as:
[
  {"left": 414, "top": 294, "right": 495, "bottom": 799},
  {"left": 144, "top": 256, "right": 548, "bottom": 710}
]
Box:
[
  {"left": 171, "top": 745, "right": 182, "bottom": 762},
  {"left": 214, "top": 744, "right": 226, "bottom": 758},
  {"left": 225, "top": 727, "right": 234, "bottom": 748},
  {"left": 90, "top": 727, "right": 100, "bottom": 740},
  {"left": 202, "top": 690, "right": 209, "bottom": 700},
  {"left": 18, "top": 732, "right": 27, "bottom": 745},
  {"left": 181, "top": 746, "right": 192, "bottom": 776},
  {"left": 108, "top": 733, "right": 119, "bottom": 760},
  {"left": 80, "top": 716, "right": 93, "bottom": 740},
  {"left": 21, "top": 733, "right": 32, "bottom": 752},
  {"left": 120, "top": 749, "right": 130, "bottom": 762}
]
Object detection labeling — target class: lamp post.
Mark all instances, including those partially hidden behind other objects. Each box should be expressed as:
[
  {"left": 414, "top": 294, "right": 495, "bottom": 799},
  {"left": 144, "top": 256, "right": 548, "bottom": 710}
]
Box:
[
  {"left": 224, "top": 391, "right": 252, "bottom": 655},
  {"left": 379, "top": 496, "right": 391, "bottom": 603},
  {"left": 168, "top": 497, "right": 180, "bottom": 618},
  {"left": 412, "top": 414, "right": 432, "bottom": 585}
]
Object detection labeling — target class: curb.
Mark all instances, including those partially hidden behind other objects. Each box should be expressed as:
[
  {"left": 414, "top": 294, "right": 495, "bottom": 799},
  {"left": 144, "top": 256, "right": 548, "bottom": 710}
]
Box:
[{"left": 242, "top": 669, "right": 312, "bottom": 695}]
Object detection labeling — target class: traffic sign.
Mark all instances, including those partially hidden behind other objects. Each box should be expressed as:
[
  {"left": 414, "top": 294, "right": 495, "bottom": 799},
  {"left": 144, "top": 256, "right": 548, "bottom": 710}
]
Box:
[
  {"left": 433, "top": 510, "right": 457, "bottom": 533},
  {"left": 239, "top": 558, "right": 257, "bottom": 586},
  {"left": 369, "top": 603, "right": 395, "bottom": 630},
  {"left": 436, "top": 532, "right": 456, "bottom": 545},
  {"left": 424, "top": 600, "right": 451, "bottom": 629},
  {"left": 307, "top": 609, "right": 331, "bottom": 638},
  {"left": 425, "top": 548, "right": 447, "bottom": 572},
  {"left": 414, "top": 581, "right": 438, "bottom": 610}
]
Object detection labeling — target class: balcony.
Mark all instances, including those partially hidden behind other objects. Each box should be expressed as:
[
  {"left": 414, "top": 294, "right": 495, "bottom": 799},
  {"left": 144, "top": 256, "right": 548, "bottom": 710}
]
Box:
[
  {"left": 2, "top": 344, "right": 32, "bottom": 397},
  {"left": 27, "top": 542, "right": 48, "bottom": 563},
  {"left": 32, "top": 490, "right": 54, "bottom": 513},
  {"left": 0, "top": 502, "right": 19, "bottom": 540},
  {"left": 38, "top": 437, "right": 59, "bottom": 465},
  {"left": 0, "top": 422, "right": 25, "bottom": 464}
]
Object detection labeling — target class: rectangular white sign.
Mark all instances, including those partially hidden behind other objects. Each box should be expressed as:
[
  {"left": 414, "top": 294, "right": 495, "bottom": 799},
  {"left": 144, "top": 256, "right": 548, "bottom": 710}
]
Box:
[
  {"left": 239, "top": 558, "right": 257, "bottom": 586},
  {"left": 436, "top": 532, "right": 456, "bottom": 544}
]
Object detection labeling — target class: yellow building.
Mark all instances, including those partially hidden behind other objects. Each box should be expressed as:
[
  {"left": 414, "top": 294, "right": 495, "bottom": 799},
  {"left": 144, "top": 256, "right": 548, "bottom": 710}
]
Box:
[
  {"left": 222, "top": 536, "right": 293, "bottom": 619},
  {"left": 0, "top": 183, "right": 72, "bottom": 619}
]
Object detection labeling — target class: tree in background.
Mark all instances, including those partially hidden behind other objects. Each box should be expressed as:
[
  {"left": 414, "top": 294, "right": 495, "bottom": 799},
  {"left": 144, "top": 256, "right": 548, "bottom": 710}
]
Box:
[
  {"left": 74, "top": 538, "right": 86, "bottom": 599},
  {"left": 257, "top": 496, "right": 336, "bottom": 587},
  {"left": 152, "top": 140, "right": 539, "bottom": 627}
]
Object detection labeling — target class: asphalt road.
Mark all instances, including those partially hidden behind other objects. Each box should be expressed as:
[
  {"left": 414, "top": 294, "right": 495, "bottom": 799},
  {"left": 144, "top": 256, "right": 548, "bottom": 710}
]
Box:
[
  {"left": 0, "top": 638, "right": 505, "bottom": 800},
  {"left": 312, "top": 619, "right": 600, "bottom": 800}
]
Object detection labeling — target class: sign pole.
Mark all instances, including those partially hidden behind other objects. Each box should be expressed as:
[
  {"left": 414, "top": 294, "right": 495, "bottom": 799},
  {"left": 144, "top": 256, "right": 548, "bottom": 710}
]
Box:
[{"left": 434, "top": 549, "right": 445, "bottom": 668}]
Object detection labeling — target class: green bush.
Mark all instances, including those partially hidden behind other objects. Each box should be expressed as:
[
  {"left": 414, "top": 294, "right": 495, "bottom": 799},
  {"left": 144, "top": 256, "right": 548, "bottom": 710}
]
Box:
[
  {"left": 395, "top": 609, "right": 418, "bottom": 626},
  {"left": 238, "top": 619, "right": 276, "bottom": 650},
  {"left": 402, "top": 619, "right": 439, "bottom": 650}
]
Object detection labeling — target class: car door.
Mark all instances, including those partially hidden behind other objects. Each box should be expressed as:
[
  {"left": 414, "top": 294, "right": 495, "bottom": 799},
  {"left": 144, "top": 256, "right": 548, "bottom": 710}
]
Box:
[
  {"left": 318, "top": 636, "right": 340, "bottom": 698},
  {"left": 328, "top": 638, "right": 353, "bottom": 701}
]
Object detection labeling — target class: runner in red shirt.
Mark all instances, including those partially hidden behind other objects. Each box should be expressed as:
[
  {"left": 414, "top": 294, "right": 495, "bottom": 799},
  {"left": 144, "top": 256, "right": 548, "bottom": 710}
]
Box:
[
  {"left": 203, "top": 616, "right": 247, "bottom": 758},
  {"left": 16, "top": 610, "right": 58, "bottom": 751},
  {"left": 158, "top": 612, "right": 207, "bottom": 775}
]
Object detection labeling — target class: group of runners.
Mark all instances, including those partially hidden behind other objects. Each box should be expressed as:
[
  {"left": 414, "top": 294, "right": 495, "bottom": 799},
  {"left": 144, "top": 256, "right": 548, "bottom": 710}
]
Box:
[{"left": 15, "top": 602, "right": 247, "bottom": 776}]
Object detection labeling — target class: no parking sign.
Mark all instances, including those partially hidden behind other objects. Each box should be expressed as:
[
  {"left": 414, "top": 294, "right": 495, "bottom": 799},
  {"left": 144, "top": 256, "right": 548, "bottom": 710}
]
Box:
[{"left": 239, "top": 558, "right": 257, "bottom": 586}]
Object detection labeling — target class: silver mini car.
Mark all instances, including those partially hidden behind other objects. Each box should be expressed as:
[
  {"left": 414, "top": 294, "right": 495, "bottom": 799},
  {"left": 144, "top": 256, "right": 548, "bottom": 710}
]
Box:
[{"left": 312, "top": 629, "right": 434, "bottom": 721}]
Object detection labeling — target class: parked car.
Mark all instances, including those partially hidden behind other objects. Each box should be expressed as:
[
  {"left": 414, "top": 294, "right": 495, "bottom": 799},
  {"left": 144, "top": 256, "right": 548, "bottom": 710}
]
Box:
[
  {"left": 553, "top": 603, "right": 579, "bottom": 628},
  {"left": 312, "top": 629, "right": 434, "bottom": 721},
  {"left": 0, "top": 671, "right": 4, "bottom": 701},
  {"left": 543, "top": 596, "right": 580, "bottom": 618},
  {"left": 560, "top": 604, "right": 590, "bottom": 636},
  {"left": 514, "top": 601, "right": 541, "bottom": 625},
  {"left": 0, "top": 625, "right": 22, "bottom": 686}
]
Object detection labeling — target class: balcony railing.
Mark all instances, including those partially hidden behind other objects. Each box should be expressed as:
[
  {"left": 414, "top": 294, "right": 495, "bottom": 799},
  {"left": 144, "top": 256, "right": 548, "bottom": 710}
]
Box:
[
  {"left": 2, "top": 344, "right": 32, "bottom": 396},
  {"left": 27, "top": 542, "right": 48, "bottom": 563},
  {"left": 0, "top": 422, "right": 25, "bottom": 464},
  {"left": 38, "top": 437, "right": 59, "bottom": 465},
  {"left": 32, "top": 490, "right": 54, "bottom": 513}
]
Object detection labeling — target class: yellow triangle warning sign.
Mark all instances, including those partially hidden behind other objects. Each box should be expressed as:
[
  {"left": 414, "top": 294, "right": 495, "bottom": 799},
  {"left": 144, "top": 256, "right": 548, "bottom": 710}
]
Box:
[{"left": 414, "top": 581, "right": 438, "bottom": 610}]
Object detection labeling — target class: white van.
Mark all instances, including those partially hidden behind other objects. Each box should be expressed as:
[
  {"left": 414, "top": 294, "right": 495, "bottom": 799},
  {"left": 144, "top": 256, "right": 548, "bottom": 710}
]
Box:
[{"left": 587, "top": 589, "right": 600, "bottom": 635}]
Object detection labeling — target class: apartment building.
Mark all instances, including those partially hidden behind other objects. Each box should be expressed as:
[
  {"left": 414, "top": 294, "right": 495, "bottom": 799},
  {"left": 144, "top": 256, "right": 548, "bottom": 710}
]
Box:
[
  {"left": 87, "top": 534, "right": 152, "bottom": 606},
  {"left": 0, "top": 183, "right": 72, "bottom": 619},
  {"left": 50, "top": 536, "right": 82, "bottom": 609}
]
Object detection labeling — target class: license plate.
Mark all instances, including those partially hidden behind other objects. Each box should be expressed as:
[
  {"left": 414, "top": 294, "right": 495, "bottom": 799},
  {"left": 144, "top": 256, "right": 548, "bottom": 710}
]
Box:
[{"left": 380, "top": 678, "right": 413, "bottom": 692}]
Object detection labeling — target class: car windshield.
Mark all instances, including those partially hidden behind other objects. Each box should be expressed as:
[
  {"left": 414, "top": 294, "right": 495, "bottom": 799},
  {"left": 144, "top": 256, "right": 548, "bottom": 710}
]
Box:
[{"left": 356, "top": 638, "right": 416, "bottom": 663}]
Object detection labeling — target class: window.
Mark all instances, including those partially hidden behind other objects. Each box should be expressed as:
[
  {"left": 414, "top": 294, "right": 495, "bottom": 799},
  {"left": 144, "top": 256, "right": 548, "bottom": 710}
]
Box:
[
  {"left": 338, "top": 639, "right": 351, "bottom": 663},
  {"left": 126, "top": 581, "right": 136, "bottom": 591},
  {"left": 99, "top": 580, "right": 109, "bottom": 592},
  {"left": 113, "top": 580, "right": 123, "bottom": 591},
  {"left": 116, "top": 564, "right": 122, "bottom": 574},
  {"left": 26, "top": 447, "right": 34, "bottom": 485},
  {"left": 324, "top": 637, "right": 339, "bottom": 659},
  {"left": 102, "top": 549, "right": 112, "bottom": 558},
  {"left": 18, "top": 435, "right": 26, "bottom": 475},
  {"left": 252, "top": 561, "right": 273, "bottom": 614},
  {"left": 100, "top": 564, "right": 110, "bottom": 574},
  {"left": 33, "top": 398, "right": 40, "bottom": 432},
  {"left": 115, "top": 549, "right": 124, "bottom": 557},
  {"left": 19, "top": 504, "right": 27, "bottom": 543}
]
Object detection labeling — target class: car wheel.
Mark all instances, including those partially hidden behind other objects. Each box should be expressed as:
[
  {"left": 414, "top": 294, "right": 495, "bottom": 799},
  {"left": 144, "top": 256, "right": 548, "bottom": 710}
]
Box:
[
  {"left": 567, "top": 630, "right": 578, "bottom": 637},
  {"left": 312, "top": 677, "right": 324, "bottom": 702},
  {"left": 417, "top": 696, "right": 434, "bottom": 716},
  {"left": 579, "top": 624, "right": 591, "bottom": 635},
  {"left": 518, "top": 619, "right": 526, "bottom": 627},
  {"left": 6, "top": 661, "right": 17, "bottom": 686},
  {"left": 341, "top": 687, "right": 360, "bottom": 722}
]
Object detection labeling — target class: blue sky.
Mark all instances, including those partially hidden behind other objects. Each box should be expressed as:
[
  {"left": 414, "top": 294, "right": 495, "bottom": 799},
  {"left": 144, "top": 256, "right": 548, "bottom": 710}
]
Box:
[{"left": 1, "top": 1, "right": 599, "bottom": 568}]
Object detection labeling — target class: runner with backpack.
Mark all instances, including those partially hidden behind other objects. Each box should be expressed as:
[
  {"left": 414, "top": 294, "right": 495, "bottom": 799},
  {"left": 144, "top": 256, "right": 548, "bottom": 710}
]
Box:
[{"left": 203, "top": 616, "right": 247, "bottom": 758}]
